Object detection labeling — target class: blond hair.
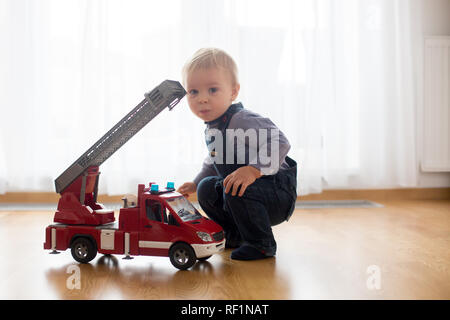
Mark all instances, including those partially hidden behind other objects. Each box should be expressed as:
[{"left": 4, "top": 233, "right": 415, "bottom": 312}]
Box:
[{"left": 182, "top": 48, "right": 239, "bottom": 87}]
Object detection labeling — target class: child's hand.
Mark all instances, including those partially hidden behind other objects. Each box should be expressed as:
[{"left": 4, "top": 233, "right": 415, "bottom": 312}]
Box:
[
  {"left": 176, "top": 182, "right": 197, "bottom": 198},
  {"left": 224, "top": 166, "right": 262, "bottom": 197}
]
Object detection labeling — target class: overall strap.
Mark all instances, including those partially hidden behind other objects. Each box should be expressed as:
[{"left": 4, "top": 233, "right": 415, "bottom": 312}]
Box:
[{"left": 204, "top": 103, "right": 244, "bottom": 178}]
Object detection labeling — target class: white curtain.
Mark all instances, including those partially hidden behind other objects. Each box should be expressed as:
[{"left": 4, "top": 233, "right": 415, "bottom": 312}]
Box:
[{"left": 0, "top": 0, "right": 421, "bottom": 196}]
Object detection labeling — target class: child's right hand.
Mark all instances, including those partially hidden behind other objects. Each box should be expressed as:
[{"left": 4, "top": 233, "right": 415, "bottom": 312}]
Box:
[{"left": 176, "top": 182, "right": 197, "bottom": 198}]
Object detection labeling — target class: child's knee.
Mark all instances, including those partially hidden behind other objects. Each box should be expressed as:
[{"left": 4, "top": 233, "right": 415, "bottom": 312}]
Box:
[{"left": 197, "top": 176, "right": 221, "bottom": 203}]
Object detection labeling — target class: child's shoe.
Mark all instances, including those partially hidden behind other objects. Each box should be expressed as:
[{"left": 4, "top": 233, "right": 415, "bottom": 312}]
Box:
[{"left": 230, "top": 245, "right": 273, "bottom": 260}]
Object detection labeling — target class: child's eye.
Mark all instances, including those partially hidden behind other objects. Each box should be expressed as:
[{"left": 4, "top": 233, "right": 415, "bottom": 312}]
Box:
[
  {"left": 189, "top": 89, "right": 198, "bottom": 95},
  {"left": 209, "top": 87, "right": 218, "bottom": 94}
]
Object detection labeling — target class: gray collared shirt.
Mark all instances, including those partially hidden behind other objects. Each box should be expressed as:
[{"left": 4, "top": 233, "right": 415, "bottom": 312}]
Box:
[{"left": 193, "top": 107, "right": 291, "bottom": 185}]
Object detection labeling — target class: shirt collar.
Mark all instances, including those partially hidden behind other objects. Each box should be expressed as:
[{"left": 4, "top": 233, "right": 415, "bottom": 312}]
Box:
[{"left": 205, "top": 102, "right": 244, "bottom": 128}]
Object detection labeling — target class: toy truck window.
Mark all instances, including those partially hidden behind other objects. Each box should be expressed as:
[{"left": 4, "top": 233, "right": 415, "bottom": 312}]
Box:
[
  {"left": 145, "top": 199, "right": 162, "bottom": 222},
  {"left": 166, "top": 197, "right": 203, "bottom": 222}
]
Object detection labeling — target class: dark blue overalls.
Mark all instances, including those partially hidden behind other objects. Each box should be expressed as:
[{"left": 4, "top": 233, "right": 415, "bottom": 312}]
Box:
[{"left": 196, "top": 103, "right": 297, "bottom": 256}]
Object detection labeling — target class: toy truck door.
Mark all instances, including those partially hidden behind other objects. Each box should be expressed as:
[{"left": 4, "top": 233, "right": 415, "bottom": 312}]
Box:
[{"left": 139, "top": 199, "right": 177, "bottom": 256}]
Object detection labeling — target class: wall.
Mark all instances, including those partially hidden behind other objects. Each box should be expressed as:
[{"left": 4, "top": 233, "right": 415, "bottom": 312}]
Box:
[{"left": 422, "top": 0, "right": 450, "bottom": 35}]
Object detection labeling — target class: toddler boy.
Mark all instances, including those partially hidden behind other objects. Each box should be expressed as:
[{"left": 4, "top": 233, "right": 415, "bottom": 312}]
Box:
[{"left": 177, "top": 48, "right": 297, "bottom": 260}]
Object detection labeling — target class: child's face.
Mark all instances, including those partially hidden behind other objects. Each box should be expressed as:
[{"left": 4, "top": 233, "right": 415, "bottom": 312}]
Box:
[{"left": 185, "top": 67, "right": 240, "bottom": 122}]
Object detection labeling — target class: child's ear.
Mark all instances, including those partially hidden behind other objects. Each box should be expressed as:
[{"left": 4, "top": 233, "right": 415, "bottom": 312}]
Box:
[{"left": 231, "top": 83, "right": 240, "bottom": 101}]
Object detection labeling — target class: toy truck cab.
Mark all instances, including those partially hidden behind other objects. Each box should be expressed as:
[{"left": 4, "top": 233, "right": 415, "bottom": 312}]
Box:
[{"left": 119, "top": 183, "right": 225, "bottom": 269}]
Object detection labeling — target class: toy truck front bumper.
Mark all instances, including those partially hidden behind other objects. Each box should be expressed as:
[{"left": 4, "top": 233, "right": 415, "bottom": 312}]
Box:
[{"left": 192, "top": 240, "right": 225, "bottom": 258}]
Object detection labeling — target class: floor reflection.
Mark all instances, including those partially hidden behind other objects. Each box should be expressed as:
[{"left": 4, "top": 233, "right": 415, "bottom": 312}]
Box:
[{"left": 44, "top": 251, "right": 291, "bottom": 299}]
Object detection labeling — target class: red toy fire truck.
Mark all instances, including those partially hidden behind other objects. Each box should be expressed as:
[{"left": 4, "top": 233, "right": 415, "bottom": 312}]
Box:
[{"left": 43, "top": 80, "right": 225, "bottom": 270}]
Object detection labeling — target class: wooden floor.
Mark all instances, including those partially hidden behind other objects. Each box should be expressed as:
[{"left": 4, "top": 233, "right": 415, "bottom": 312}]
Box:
[{"left": 0, "top": 200, "right": 449, "bottom": 300}]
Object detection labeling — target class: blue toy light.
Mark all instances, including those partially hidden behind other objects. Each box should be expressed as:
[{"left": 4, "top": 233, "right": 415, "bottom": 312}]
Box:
[
  {"left": 151, "top": 184, "right": 159, "bottom": 192},
  {"left": 167, "top": 182, "right": 175, "bottom": 189}
]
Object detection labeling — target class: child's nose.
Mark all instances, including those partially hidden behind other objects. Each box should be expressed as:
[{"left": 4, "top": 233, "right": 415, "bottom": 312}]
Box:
[{"left": 198, "top": 94, "right": 208, "bottom": 103}]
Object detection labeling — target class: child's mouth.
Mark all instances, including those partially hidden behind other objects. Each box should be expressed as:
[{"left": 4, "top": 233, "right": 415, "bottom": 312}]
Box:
[{"left": 199, "top": 110, "right": 210, "bottom": 114}]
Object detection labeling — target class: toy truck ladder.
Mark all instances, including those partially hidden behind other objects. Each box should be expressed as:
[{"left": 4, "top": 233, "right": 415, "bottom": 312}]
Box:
[
  {"left": 53, "top": 80, "right": 186, "bottom": 225},
  {"left": 55, "top": 80, "right": 186, "bottom": 194}
]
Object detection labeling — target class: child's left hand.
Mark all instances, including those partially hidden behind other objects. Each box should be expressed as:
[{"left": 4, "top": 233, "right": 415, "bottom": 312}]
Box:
[{"left": 224, "top": 166, "right": 262, "bottom": 197}]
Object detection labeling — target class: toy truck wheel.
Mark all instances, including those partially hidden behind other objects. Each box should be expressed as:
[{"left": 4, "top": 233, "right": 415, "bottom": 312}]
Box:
[
  {"left": 71, "top": 237, "right": 97, "bottom": 263},
  {"left": 169, "top": 243, "right": 196, "bottom": 270}
]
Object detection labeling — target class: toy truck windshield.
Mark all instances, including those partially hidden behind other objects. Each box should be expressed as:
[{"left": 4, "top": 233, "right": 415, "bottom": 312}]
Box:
[{"left": 166, "top": 197, "right": 203, "bottom": 222}]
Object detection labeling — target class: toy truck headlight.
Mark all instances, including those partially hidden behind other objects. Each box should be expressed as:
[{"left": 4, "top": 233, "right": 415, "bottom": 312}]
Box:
[{"left": 196, "top": 232, "right": 213, "bottom": 242}]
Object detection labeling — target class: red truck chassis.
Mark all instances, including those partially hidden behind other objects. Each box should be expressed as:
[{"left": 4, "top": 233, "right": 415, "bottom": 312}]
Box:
[{"left": 44, "top": 182, "right": 225, "bottom": 270}]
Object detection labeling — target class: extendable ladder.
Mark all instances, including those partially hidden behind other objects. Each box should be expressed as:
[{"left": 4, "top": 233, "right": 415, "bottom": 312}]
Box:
[{"left": 54, "top": 80, "right": 186, "bottom": 194}]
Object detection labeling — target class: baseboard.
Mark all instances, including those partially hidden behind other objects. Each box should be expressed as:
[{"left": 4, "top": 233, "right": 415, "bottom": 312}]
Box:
[
  {"left": 298, "top": 187, "right": 450, "bottom": 202},
  {"left": 0, "top": 187, "right": 448, "bottom": 203}
]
